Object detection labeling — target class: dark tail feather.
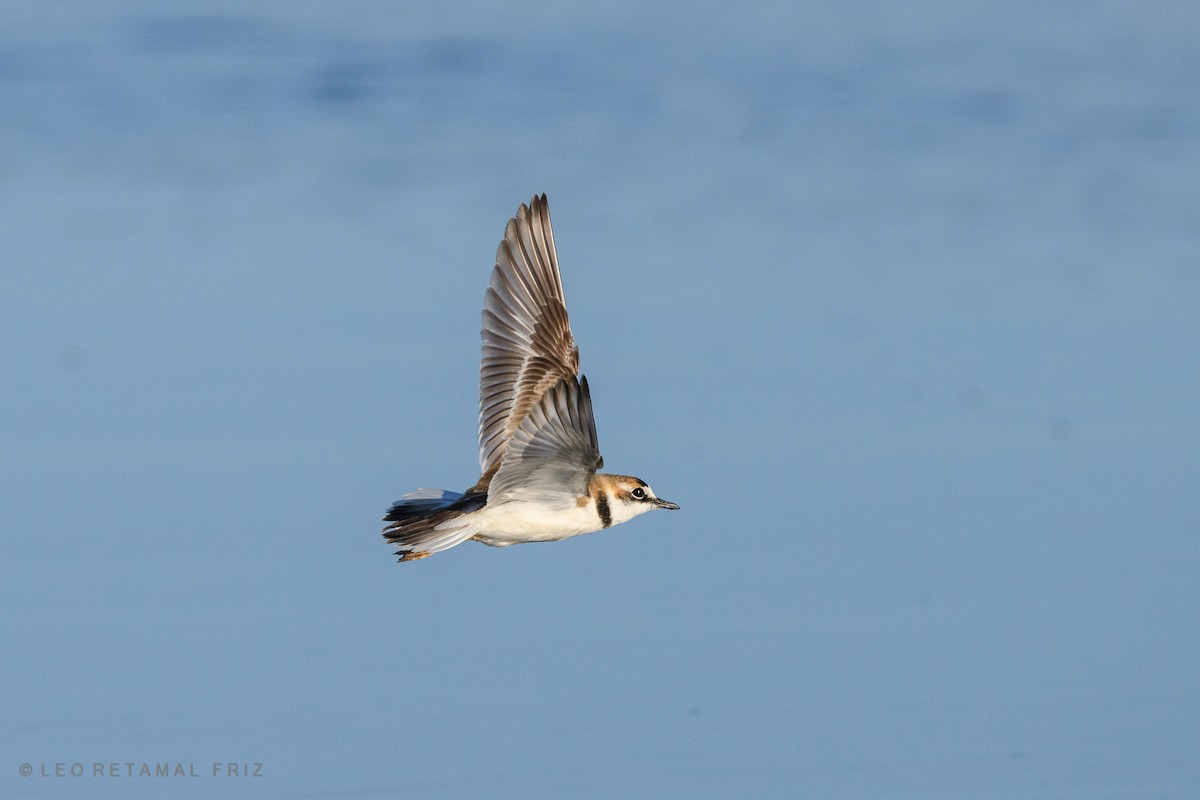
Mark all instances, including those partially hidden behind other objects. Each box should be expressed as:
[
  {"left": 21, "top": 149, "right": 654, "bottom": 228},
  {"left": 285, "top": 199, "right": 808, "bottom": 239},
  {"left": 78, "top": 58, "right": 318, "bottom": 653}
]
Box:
[
  {"left": 384, "top": 497, "right": 456, "bottom": 523},
  {"left": 382, "top": 489, "right": 486, "bottom": 561}
]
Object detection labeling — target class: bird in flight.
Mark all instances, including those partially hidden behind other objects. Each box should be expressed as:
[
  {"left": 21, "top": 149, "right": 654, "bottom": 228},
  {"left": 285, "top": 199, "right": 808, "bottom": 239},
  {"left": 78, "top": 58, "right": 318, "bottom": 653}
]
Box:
[{"left": 383, "top": 194, "right": 678, "bottom": 562}]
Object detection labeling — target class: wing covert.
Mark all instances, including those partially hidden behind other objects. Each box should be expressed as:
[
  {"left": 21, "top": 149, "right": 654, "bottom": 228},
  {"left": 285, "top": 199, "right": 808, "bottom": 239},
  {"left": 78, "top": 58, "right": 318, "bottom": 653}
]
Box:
[{"left": 485, "top": 375, "right": 603, "bottom": 504}]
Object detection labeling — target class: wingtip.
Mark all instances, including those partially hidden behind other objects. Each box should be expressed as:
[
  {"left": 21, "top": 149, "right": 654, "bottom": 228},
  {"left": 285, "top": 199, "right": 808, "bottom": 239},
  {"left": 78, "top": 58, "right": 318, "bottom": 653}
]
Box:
[
  {"left": 509, "top": 193, "right": 548, "bottom": 233},
  {"left": 527, "top": 193, "right": 549, "bottom": 219}
]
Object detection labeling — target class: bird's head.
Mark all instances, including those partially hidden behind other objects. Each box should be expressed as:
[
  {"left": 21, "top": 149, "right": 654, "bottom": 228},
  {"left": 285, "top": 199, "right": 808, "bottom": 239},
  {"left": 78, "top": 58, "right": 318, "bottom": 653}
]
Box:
[{"left": 603, "top": 474, "right": 680, "bottom": 525}]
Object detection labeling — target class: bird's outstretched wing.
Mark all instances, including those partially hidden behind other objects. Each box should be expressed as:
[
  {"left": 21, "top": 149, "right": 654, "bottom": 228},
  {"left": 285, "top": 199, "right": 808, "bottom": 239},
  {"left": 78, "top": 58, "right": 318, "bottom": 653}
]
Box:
[
  {"left": 476, "top": 194, "right": 583, "bottom": 490},
  {"left": 485, "top": 375, "right": 603, "bottom": 505}
]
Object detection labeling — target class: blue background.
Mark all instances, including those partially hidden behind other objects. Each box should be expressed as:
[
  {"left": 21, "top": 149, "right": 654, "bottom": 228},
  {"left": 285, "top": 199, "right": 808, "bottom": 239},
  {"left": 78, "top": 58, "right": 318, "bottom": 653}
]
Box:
[{"left": 3, "top": 2, "right": 1198, "bottom": 797}]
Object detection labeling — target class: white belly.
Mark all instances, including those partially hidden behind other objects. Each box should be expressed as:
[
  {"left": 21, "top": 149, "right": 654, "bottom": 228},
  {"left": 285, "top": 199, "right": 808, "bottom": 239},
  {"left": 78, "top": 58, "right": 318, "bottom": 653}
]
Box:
[{"left": 470, "top": 499, "right": 603, "bottom": 547}]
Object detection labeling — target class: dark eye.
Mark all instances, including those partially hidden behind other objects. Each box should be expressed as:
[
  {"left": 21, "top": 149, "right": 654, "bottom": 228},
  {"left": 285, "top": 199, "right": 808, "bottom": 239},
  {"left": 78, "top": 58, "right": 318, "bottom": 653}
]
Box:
[{"left": 631, "top": 487, "right": 646, "bottom": 500}]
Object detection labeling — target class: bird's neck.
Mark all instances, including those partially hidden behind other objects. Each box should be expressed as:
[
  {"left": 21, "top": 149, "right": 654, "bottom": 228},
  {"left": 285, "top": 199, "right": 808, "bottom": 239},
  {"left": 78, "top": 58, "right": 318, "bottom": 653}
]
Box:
[{"left": 586, "top": 474, "right": 621, "bottom": 529}]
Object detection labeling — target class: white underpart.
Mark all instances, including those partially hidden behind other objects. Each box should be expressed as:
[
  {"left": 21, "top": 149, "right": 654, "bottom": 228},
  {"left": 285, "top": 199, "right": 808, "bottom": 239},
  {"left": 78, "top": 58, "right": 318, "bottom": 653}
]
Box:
[{"left": 470, "top": 489, "right": 655, "bottom": 547}]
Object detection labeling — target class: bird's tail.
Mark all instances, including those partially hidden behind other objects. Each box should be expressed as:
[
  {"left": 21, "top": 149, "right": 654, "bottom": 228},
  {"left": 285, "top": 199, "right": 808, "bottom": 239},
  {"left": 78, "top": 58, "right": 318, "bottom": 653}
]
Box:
[{"left": 382, "top": 488, "right": 485, "bottom": 562}]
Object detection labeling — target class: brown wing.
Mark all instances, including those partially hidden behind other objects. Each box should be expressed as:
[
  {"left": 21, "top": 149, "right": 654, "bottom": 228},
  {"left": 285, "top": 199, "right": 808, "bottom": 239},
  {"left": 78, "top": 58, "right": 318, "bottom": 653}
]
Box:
[{"left": 476, "top": 194, "right": 580, "bottom": 491}]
